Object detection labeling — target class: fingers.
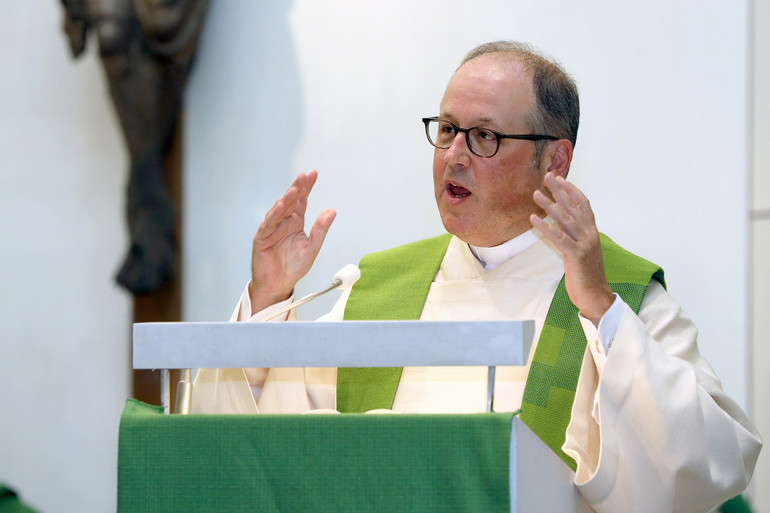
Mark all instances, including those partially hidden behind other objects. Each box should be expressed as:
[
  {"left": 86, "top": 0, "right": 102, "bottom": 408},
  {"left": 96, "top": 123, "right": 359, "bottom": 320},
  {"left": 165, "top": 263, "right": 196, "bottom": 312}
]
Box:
[
  {"left": 529, "top": 212, "right": 551, "bottom": 237},
  {"left": 308, "top": 208, "right": 337, "bottom": 256},
  {"left": 292, "top": 170, "right": 318, "bottom": 219},
  {"left": 258, "top": 171, "right": 319, "bottom": 241},
  {"left": 532, "top": 174, "right": 613, "bottom": 323},
  {"left": 532, "top": 173, "right": 596, "bottom": 245},
  {"left": 279, "top": 171, "right": 316, "bottom": 219}
]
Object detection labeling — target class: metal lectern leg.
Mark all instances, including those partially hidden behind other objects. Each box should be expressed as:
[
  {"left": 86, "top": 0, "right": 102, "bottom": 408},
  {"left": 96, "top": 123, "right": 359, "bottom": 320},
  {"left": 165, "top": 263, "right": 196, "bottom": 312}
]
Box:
[
  {"left": 175, "top": 369, "right": 192, "bottom": 415},
  {"left": 161, "top": 369, "right": 170, "bottom": 414},
  {"left": 487, "top": 366, "right": 496, "bottom": 413}
]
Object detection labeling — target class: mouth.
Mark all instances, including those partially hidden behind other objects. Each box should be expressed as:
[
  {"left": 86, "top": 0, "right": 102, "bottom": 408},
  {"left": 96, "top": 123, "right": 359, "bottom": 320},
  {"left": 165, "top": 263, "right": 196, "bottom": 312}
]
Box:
[{"left": 447, "top": 183, "right": 471, "bottom": 198}]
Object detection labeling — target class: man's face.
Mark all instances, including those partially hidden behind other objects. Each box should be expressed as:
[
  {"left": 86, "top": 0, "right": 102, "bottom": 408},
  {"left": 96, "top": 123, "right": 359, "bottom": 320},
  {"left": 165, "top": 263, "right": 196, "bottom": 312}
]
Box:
[{"left": 433, "top": 53, "right": 549, "bottom": 247}]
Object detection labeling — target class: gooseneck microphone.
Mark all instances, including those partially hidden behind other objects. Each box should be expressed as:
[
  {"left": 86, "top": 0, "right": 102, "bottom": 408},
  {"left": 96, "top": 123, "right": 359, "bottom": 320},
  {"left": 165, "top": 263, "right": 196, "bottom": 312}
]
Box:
[
  {"left": 174, "top": 264, "right": 362, "bottom": 414},
  {"left": 261, "top": 264, "right": 361, "bottom": 321}
]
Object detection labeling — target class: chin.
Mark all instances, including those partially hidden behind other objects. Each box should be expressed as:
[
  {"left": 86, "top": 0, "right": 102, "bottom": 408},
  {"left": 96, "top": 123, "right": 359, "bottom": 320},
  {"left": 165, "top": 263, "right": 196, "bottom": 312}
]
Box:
[
  {"left": 443, "top": 225, "right": 485, "bottom": 246},
  {"left": 447, "top": 223, "right": 521, "bottom": 248},
  {"left": 440, "top": 212, "right": 497, "bottom": 246}
]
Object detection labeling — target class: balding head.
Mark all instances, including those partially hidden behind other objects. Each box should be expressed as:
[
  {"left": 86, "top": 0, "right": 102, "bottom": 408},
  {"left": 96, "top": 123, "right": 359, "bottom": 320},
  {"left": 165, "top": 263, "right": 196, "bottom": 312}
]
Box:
[{"left": 457, "top": 41, "right": 579, "bottom": 161}]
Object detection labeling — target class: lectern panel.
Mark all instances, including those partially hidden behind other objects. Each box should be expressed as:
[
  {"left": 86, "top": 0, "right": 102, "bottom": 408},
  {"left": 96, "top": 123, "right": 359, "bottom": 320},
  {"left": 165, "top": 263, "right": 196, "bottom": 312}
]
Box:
[{"left": 118, "top": 399, "right": 513, "bottom": 513}]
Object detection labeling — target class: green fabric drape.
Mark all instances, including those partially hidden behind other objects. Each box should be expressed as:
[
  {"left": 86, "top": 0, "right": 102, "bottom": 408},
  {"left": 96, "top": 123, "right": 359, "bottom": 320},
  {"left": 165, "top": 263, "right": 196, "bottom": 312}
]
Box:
[
  {"left": 336, "top": 232, "right": 663, "bottom": 473},
  {"left": 338, "top": 234, "right": 451, "bottom": 412},
  {"left": 118, "top": 399, "right": 513, "bottom": 512},
  {"left": 519, "top": 234, "right": 664, "bottom": 470}
]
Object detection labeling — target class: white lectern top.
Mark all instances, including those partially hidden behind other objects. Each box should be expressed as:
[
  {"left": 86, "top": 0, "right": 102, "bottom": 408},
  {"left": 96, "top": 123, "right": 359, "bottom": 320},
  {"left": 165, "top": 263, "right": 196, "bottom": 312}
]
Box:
[{"left": 133, "top": 320, "right": 535, "bottom": 370}]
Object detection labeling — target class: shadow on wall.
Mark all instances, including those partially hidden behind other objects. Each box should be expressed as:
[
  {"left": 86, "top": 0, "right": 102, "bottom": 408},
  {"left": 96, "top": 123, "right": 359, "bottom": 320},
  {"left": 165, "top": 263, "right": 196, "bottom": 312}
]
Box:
[{"left": 185, "top": 0, "right": 303, "bottom": 320}]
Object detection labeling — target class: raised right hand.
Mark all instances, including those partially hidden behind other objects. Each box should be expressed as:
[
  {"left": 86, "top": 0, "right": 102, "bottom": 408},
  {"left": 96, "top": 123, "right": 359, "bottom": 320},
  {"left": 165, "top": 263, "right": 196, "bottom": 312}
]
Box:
[{"left": 248, "top": 171, "right": 336, "bottom": 315}]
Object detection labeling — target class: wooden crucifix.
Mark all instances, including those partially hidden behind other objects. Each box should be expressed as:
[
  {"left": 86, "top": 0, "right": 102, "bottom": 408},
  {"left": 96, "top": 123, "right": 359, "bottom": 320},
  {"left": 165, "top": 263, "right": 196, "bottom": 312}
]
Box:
[{"left": 60, "top": 0, "right": 209, "bottom": 406}]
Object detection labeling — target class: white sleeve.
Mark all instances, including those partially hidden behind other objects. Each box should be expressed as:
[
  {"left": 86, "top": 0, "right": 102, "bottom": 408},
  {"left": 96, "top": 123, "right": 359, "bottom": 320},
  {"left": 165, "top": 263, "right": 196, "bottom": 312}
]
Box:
[
  {"left": 577, "top": 293, "right": 624, "bottom": 372},
  {"left": 192, "top": 282, "right": 297, "bottom": 413},
  {"left": 231, "top": 282, "right": 296, "bottom": 322},
  {"left": 232, "top": 281, "right": 351, "bottom": 322},
  {"left": 564, "top": 281, "right": 762, "bottom": 513}
]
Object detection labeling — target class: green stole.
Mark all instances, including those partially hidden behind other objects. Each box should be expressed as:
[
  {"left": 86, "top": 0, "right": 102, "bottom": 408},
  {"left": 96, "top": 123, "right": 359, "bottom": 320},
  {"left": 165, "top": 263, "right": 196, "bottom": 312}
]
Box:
[{"left": 337, "top": 233, "right": 665, "bottom": 470}]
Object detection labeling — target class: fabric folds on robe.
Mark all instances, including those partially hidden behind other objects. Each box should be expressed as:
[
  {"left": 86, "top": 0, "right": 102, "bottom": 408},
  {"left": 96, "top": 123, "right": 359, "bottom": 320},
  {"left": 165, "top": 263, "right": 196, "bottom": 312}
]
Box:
[{"left": 191, "top": 233, "right": 761, "bottom": 513}]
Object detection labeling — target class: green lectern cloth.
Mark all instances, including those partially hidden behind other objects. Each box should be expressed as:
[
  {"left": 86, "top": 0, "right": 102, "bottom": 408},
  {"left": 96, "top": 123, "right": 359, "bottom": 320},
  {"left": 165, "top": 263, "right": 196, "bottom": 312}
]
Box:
[{"left": 118, "top": 399, "right": 514, "bottom": 512}]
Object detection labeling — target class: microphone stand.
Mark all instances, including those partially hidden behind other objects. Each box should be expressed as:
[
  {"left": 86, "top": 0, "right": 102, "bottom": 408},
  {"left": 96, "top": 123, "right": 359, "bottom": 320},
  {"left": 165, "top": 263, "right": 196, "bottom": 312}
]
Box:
[
  {"left": 261, "top": 278, "right": 344, "bottom": 322},
  {"left": 174, "top": 265, "right": 360, "bottom": 414}
]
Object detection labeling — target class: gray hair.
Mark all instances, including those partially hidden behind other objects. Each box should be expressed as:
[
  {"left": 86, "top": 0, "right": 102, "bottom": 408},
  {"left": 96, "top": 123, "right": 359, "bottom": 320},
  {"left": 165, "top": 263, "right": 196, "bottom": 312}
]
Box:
[{"left": 459, "top": 41, "right": 580, "bottom": 161}]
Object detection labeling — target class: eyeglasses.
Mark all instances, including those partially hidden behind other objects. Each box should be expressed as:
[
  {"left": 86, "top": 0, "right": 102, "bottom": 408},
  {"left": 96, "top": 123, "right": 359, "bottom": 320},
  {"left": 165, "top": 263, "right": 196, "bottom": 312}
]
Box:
[{"left": 422, "top": 117, "right": 558, "bottom": 158}]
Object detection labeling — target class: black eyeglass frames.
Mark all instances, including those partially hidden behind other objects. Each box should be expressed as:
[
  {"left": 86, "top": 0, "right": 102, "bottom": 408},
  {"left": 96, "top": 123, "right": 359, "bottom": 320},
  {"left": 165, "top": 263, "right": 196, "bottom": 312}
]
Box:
[{"left": 422, "top": 117, "right": 557, "bottom": 158}]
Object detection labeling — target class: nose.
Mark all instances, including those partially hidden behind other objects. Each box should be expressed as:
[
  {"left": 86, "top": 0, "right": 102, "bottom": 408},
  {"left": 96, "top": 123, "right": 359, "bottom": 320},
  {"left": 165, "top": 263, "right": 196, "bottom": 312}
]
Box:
[{"left": 443, "top": 131, "right": 472, "bottom": 168}]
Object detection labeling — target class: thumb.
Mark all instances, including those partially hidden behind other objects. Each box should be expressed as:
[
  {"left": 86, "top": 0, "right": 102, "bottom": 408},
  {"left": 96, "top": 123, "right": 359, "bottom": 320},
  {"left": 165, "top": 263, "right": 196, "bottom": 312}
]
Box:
[{"left": 308, "top": 208, "right": 337, "bottom": 256}]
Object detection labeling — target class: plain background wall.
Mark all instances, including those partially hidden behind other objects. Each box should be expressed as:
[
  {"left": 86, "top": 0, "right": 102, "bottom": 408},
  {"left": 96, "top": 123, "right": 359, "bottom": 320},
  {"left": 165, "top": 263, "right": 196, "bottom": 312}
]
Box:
[
  {"left": 0, "top": 2, "right": 131, "bottom": 513},
  {"left": 751, "top": 0, "right": 770, "bottom": 509},
  {"left": 0, "top": 1, "right": 765, "bottom": 512}
]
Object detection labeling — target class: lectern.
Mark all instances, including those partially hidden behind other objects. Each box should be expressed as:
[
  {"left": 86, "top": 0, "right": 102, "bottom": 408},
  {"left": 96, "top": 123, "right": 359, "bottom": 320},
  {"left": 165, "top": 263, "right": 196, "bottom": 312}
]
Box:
[{"left": 120, "top": 320, "right": 592, "bottom": 512}]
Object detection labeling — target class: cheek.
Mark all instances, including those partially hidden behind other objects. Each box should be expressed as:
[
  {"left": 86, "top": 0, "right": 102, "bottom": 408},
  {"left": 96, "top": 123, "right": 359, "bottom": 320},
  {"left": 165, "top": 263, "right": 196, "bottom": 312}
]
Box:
[{"left": 484, "top": 167, "right": 542, "bottom": 210}]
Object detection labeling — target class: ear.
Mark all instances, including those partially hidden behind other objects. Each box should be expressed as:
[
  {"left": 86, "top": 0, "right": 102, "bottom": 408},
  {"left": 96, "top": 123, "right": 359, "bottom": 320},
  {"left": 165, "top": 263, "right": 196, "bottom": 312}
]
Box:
[{"left": 541, "top": 140, "right": 573, "bottom": 178}]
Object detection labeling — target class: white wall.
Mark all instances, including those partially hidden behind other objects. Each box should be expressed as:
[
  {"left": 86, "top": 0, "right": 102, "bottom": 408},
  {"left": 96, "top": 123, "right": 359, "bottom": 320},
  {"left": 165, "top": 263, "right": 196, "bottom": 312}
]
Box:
[
  {"left": 751, "top": 0, "right": 770, "bottom": 510},
  {"left": 0, "top": 3, "right": 131, "bottom": 512},
  {"left": 187, "top": 0, "right": 750, "bottom": 411}
]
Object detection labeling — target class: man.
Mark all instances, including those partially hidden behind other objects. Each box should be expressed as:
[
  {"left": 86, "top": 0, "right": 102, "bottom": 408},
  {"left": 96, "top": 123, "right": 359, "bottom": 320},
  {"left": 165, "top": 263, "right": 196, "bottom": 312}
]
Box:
[{"left": 192, "top": 41, "right": 761, "bottom": 512}]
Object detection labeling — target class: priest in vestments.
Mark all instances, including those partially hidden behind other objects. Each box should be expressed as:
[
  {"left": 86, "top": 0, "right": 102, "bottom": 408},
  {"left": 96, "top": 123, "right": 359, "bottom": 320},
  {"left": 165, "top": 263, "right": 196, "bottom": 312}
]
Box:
[{"left": 192, "top": 41, "right": 761, "bottom": 513}]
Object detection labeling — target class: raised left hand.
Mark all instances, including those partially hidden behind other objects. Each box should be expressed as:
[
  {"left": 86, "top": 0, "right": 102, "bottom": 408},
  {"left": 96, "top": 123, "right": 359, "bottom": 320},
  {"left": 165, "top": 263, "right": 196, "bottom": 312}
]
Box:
[{"left": 530, "top": 172, "right": 614, "bottom": 326}]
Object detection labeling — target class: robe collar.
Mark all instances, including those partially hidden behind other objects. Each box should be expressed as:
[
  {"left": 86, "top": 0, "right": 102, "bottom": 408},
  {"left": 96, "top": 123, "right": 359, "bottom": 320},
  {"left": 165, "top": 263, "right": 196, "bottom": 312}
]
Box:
[{"left": 469, "top": 229, "right": 540, "bottom": 271}]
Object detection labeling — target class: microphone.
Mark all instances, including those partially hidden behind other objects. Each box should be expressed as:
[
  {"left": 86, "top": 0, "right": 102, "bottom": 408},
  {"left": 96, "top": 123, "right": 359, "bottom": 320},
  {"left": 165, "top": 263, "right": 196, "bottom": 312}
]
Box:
[
  {"left": 262, "top": 264, "right": 361, "bottom": 321},
  {"left": 174, "top": 265, "right": 361, "bottom": 414},
  {"left": 329, "top": 263, "right": 362, "bottom": 290}
]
